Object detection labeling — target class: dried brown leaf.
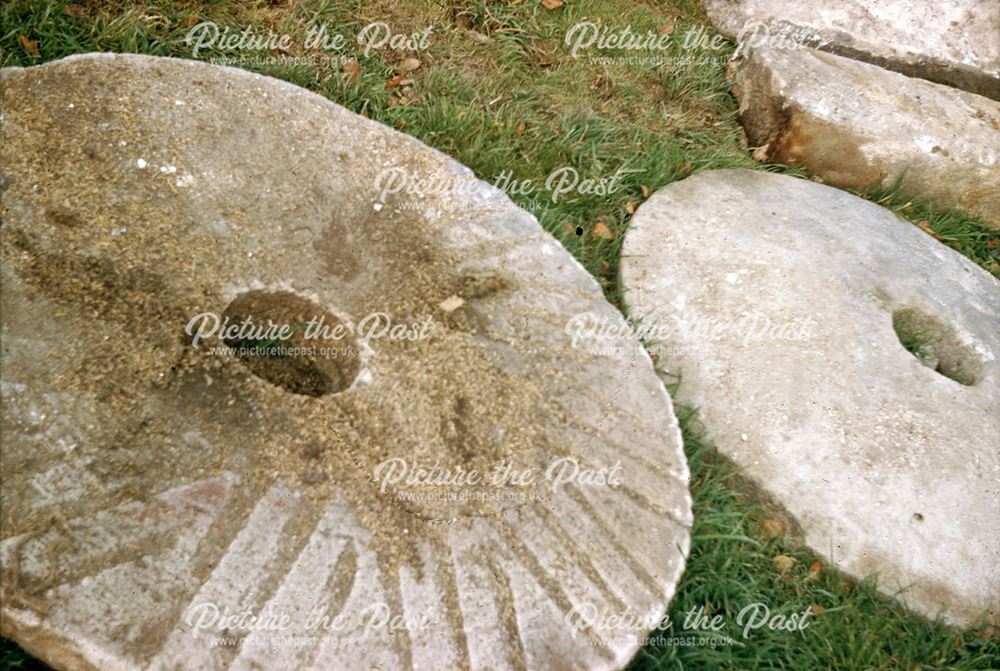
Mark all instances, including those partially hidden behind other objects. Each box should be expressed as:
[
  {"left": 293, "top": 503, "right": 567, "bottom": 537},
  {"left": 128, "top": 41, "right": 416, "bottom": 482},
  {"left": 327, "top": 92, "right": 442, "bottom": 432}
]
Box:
[
  {"left": 773, "top": 554, "right": 796, "bottom": 574},
  {"left": 592, "top": 221, "right": 615, "bottom": 241},
  {"left": 916, "top": 221, "right": 944, "bottom": 241},
  {"left": 759, "top": 518, "right": 784, "bottom": 539},
  {"left": 342, "top": 59, "right": 361, "bottom": 85},
  {"left": 19, "top": 35, "right": 40, "bottom": 58}
]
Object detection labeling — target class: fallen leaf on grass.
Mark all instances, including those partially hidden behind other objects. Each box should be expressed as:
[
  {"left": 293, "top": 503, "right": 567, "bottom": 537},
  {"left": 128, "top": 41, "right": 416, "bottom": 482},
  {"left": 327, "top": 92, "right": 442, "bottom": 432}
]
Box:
[
  {"left": 592, "top": 221, "right": 615, "bottom": 241},
  {"left": 916, "top": 221, "right": 944, "bottom": 241},
  {"left": 808, "top": 559, "right": 822, "bottom": 581},
  {"left": 658, "top": 23, "right": 675, "bottom": 35},
  {"left": 385, "top": 75, "right": 403, "bottom": 89},
  {"left": 400, "top": 57, "right": 421, "bottom": 72},
  {"left": 515, "top": 121, "right": 527, "bottom": 135},
  {"left": 542, "top": 0, "right": 564, "bottom": 8},
  {"left": 759, "top": 518, "right": 784, "bottom": 539},
  {"left": 773, "top": 554, "right": 796, "bottom": 574},
  {"left": 392, "top": 86, "right": 417, "bottom": 106},
  {"left": 624, "top": 200, "right": 637, "bottom": 215},
  {"left": 341, "top": 59, "right": 361, "bottom": 85},
  {"left": 809, "top": 604, "right": 824, "bottom": 616},
  {"left": 640, "top": 184, "right": 650, "bottom": 199},
  {"left": 19, "top": 36, "right": 40, "bottom": 58},
  {"left": 63, "top": 4, "right": 87, "bottom": 17}
]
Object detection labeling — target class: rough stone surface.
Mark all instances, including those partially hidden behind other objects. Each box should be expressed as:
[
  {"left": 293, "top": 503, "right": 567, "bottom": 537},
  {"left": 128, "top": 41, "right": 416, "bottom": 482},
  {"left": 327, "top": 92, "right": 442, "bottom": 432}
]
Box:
[
  {"left": 703, "top": 0, "right": 1000, "bottom": 99},
  {"left": 620, "top": 169, "right": 1000, "bottom": 628},
  {"left": 731, "top": 46, "right": 1000, "bottom": 231},
  {"left": 0, "top": 54, "right": 692, "bottom": 670}
]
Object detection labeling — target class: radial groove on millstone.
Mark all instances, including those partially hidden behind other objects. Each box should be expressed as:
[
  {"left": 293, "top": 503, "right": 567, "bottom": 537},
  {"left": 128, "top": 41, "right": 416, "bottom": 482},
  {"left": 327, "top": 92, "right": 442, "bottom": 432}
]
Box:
[
  {"left": 0, "top": 54, "right": 691, "bottom": 670},
  {"left": 620, "top": 169, "right": 1000, "bottom": 628}
]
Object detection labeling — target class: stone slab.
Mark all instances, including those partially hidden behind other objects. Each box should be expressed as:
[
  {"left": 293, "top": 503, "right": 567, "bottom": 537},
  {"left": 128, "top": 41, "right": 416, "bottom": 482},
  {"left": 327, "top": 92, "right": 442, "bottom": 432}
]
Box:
[
  {"left": 0, "top": 54, "right": 692, "bottom": 670},
  {"left": 731, "top": 46, "right": 1000, "bottom": 230},
  {"left": 620, "top": 169, "right": 1000, "bottom": 628},
  {"left": 703, "top": 0, "right": 1000, "bottom": 99}
]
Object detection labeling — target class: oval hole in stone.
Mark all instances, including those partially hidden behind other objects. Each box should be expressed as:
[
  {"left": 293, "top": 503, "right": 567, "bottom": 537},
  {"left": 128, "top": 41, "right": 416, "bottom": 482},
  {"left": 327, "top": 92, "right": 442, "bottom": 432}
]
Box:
[
  {"left": 891, "top": 308, "right": 983, "bottom": 386},
  {"left": 222, "top": 290, "right": 360, "bottom": 397}
]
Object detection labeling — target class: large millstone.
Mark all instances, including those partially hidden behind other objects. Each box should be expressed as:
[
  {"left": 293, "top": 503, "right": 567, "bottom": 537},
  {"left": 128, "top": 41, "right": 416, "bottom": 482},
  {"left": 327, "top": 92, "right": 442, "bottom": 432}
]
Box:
[
  {"left": 702, "top": 0, "right": 1000, "bottom": 100},
  {"left": 731, "top": 47, "right": 1000, "bottom": 231},
  {"left": 0, "top": 54, "right": 692, "bottom": 670},
  {"left": 620, "top": 170, "right": 1000, "bottom": 628}
]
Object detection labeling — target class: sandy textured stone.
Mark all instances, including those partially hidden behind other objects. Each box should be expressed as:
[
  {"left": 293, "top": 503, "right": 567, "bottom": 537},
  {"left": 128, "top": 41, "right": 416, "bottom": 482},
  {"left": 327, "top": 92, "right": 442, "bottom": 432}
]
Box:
[
  {"left": 703, "top": 0, "right": 1000, "bottom": 99},
  {"left": 731, "top": 46, "right": 1000, "bottom": 230},
  {"left": 0, "top": 54, "right": 692, "bottom": 670},
  {"left": 620, "top": 169, "right": 1000, "bottom": 628}
]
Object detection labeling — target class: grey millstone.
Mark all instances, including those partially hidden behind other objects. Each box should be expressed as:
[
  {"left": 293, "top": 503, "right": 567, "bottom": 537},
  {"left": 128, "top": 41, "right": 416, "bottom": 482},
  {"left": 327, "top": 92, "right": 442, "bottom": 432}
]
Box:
[
  {"left": 0, "top": 54, "right": 691, "bottom": 670},
  {"left": 730, "top": 47, "right": 1000, "bottom": 230},
  {"left": 620, "top": 169, "right": 1000, "bottom": 628},
  {"left": 703, "top": 0, "right": 1000, "bottom": 99}
]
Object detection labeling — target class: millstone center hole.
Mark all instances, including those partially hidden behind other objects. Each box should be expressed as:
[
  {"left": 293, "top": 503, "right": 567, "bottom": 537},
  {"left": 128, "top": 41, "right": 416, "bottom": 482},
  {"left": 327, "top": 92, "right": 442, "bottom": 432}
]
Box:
[
  {"left": 891, "top": 308, "right": 983, "bottom": 386},
  {"left": 222, "top": 290, "right": 360, "bottom": 397}
]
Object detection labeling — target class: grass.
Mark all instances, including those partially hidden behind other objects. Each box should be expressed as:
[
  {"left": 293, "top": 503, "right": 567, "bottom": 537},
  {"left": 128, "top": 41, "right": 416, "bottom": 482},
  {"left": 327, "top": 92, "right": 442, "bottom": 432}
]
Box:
[
  {"left": 892, "top": 314, "right": 933, "bottom": 364},
  {"left": 1, "top": 1, "right": 999, "bottom": 669},
  {"left": 0, "top": 643, "right": 41, "bottom": 671}
]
